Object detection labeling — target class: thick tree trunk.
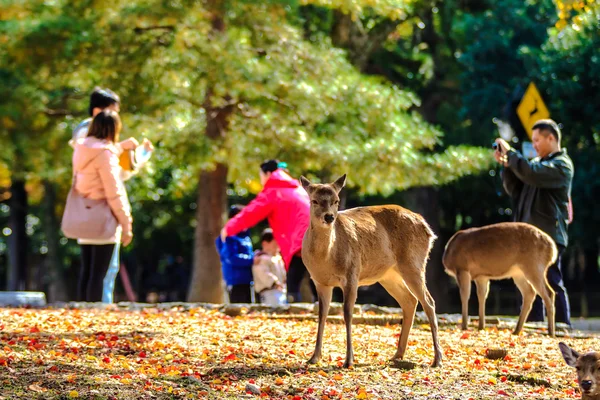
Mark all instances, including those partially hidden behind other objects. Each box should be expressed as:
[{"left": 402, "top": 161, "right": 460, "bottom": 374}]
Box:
[
  {"left": 188, "top": 165, "right": 228, "bottom": 302},
  {"left": 42, "top": 180, "right": 68, "bottom": 302},
  {"left": 186, "top": 0, "right": 232, "bottom": 303},
  {"left": 7, "top": 178, "right": 28, "bottom": 291}
]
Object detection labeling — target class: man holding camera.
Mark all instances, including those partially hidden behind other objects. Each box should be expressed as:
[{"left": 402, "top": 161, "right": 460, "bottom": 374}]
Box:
[{"left": 494, "top": 119, "right": 574, "bottom": 327}]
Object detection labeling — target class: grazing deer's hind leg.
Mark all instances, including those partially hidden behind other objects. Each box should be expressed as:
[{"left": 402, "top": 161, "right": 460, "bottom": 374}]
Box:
[
  {"left": 474, "top": 278, "right": 490, "bottom": 331},
  {"left": 341, "top": 278, "right": 358, "bottom": 368},
  {"left": 513, "top": 274, "right": 536, "bottom": 335},
  {"left": 307, "top": 283, "right": 333, "bottom": 365},
  {"left": 457, "top": 270, "right": 472, "bottom": 330},
  {"left": 522, "top": 266, "right": 556, "bottom": 337},
  {"left": 379, "top": 274, "right": 418, "bottom": 361},
  {"left": 401, "top": 268, "right": 443, "bottom": 368}
]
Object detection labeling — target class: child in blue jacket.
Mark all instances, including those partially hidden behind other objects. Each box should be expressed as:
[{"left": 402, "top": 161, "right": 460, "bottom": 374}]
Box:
[{"left": 215, "top": 205, "right": 254, "bottom": 303}]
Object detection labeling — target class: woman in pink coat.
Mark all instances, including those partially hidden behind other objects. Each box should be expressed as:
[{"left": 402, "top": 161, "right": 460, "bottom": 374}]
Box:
[
  {"left": 221, "top": 160, "right": 314, "bottom": 302},
  {"left": 71, "top": 110, "right": 136, "bottom": 302}
]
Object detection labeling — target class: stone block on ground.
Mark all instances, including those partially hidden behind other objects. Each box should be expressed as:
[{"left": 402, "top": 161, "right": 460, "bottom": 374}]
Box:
[
  {"left": 312, "top": 302, "right": 362, "bottom": 316},
  {"left": 221, "top": 304, "right": 250, "bottom": 317},
  {"left": 360, "top": 304, "right": 402, "bottom": 315},
  {"left": 287, "top": 303, "right": 315, "bottom": 314},
  {"left": 0, "top": 291, "right": 46, "bottom": 307}
]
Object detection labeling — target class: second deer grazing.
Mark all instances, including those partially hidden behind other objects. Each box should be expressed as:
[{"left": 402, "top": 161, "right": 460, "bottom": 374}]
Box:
[
  {"left": 559, "top": 342, "right": 600, "bottom": 400},
  {"left": 442, "top": 222, "right": 557, "bottom": 336},
  {"left": 300, "top": 174, "right": 442, "bottom": 368}
]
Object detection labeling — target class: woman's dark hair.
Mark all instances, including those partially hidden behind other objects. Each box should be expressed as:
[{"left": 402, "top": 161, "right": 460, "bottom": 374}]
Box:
[
  {"left": 261, "top": 228, "right": 274, "bottom": 243},
  {"left": 87, "top": 110, "right": 122, "bottom": 142},
  {"left": 88, "top": 87, "right": 120, "bottom": 116},
  {"left": 228, "top": 204, "right": 244, "bottom": 219},
  {"left": 260, "top": 159, "right": 280, "bottom": 174}
]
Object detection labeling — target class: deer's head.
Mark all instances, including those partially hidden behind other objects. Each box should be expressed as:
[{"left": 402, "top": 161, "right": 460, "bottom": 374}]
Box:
[
  {"left": 560, "top": 342, "right": 600, "bottom": 397},
  {"left": 300, "top": 174, "right": 346, "bottom": 227}
]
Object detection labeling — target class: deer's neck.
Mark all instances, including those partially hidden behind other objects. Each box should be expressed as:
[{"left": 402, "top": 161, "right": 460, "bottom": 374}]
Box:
[{"left": 306, "top": 221, "right": 336, "bottom": 259}]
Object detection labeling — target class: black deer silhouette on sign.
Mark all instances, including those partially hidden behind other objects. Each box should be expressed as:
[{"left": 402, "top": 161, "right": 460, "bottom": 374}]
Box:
[{"left": 529, "top": 99, "right": 539, "bottom": 119}]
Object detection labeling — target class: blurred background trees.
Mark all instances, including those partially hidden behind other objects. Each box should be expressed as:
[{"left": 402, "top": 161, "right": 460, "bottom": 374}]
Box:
[{"left": 0, "top": 0, "right": 598, "bottom": 313}]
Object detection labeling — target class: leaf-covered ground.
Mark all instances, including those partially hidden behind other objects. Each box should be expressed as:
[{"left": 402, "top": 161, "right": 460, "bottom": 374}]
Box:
[{"left": 0, "top": 306, "right": 598, "bottom": 399}]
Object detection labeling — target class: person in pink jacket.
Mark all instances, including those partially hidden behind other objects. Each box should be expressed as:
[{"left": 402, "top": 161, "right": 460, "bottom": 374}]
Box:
[
  {"left": 71, "top": 110, "right": 136, "bottom": 302},
  {"left": 220, "top": 160, "right": 314, "bottom": 303}
]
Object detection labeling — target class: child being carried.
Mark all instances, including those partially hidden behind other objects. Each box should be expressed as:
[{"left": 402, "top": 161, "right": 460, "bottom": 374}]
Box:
[{"left": 253, "top": 228, "right": 287, "bottom": 306}]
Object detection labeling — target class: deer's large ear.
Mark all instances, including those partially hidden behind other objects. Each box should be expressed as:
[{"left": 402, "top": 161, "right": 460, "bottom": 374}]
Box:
[
  {"left": 559, "top": 342, "right": 580, "bottom": 367},
  {"left": 332, "top": 174, "right": 347, "bottom": 193},
  {"left": 300, "top": 176, "right": 312, "bottom": 192}
]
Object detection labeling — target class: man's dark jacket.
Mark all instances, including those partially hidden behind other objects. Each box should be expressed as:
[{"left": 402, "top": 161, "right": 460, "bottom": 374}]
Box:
[{"left": 502, "top": 148, "right": 574, "bottom": 247}]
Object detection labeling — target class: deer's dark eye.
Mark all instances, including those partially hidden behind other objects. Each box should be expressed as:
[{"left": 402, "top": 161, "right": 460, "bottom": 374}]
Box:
[
  {"left": 576, "top": 366, "right": 581, "bottom": 371},
  {"left": 311, "top": 200, "right": 318, "bottom": 205}
]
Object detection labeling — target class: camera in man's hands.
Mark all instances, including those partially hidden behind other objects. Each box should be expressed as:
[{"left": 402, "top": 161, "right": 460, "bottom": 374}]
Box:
[{"left": 492, "top": 142, "right": 499, "bottom": 151}]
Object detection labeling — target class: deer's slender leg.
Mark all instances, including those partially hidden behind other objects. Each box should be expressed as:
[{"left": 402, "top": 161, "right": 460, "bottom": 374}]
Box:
[
  {"left": 307, "top": 283, "right": 333, "bottom": 365},
  {"left": 522, "top": 266, "right": 556, "bottom": 337},
  {"left": 457, "top": 270, "right": 472, "bottom": 330},
  {"left": 513, "top": 274, "right": 536, "bottom": 335},
  {"left": 342, "top": 278, "right": 358, "bottom": 368},
  {"left": 402, "top": 270, "right": 443, "bottom": 368},
  {"left": 379, "top": 274, "right": 418, "bottom": 361},
  {"left": 474, "top": 278, "right": 490, "bottom": 330}
]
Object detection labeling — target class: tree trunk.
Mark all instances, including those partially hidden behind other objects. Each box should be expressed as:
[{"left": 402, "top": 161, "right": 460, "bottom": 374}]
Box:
[
  {"left": 8, "top": 178, "right": 28, "bottom": 291},
  {"left": 582, "top": 241, "right": 600, "bottom": 318},
  {"left": 331, "top": 10, "right": 397, "bottom": 72},
  {"left": 188, "top": 165, "right": 228, "bottom": 302},
  {"left": 42, "top": 180, "right": 68, "bottom": 302},
  {"left": 186, "top": 0, "right": 235, "bottom": 302}
]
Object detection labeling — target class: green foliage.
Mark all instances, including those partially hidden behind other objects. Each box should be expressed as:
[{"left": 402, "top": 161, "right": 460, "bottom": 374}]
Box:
[
  {"left": 0, "top": 0, "right": 498, "bottom": 294},
  {"left": 458, "top": 0, "right": 557, "bottom": 137},
  {"left": 536, "top": 4, "right": 600, "bottom": 249}
]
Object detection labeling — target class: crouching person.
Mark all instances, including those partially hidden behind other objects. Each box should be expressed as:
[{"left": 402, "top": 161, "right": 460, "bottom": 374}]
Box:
[
  {"left": 215, "top": 205, "right": 254, "bottom": 303},
  {"left": 253, "top": 229, "right": 287, "bottom": 306}
]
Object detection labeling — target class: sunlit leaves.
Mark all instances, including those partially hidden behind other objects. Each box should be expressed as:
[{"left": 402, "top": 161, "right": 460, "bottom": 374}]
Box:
[
  {"left": 0, "top": 307, "right": 594, "bottom": 398},
  {"left": 1, "top": 0, "right": 490, "bottom": 199},
  {"left": 301, "top": 0, "right": 415, "bottom": 21}
]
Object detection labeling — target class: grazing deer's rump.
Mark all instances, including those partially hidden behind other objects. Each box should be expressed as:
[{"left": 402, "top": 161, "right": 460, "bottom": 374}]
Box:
[
  {"left": 443, "top": 222, "right": 557, "bottom": 336},
  {"left": 559, "top": 342, "right": 600, "bottom": 400},
  {"left": 300, "top": 174, "right": 442, "bottom": 368}
]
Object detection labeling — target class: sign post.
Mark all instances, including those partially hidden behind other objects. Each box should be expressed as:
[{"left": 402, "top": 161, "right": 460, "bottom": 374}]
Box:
[{"left": 516, "top": 82, "right": 550, "bottom": 138}]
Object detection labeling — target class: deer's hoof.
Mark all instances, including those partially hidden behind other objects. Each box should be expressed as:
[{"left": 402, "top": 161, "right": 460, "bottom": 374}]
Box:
[
  {"left": 431, "top": 359, "right": 442, "bottom": 368},
  {"left": 307, "top": 355, "right": 320, "bottom": 365},
  {"left": 512, "top": 329, "right": 522, "bottom": 336},
  {"left": 343, "top": 359, "right": 354, "bottom": 369}
]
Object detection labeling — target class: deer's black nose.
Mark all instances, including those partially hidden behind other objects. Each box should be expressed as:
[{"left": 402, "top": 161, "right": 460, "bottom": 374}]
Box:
[
  {"left": 581, "top": 380, "right": 593, "bottom": 391},
  {"left": 324, "top": 214, "right": 335, "bottom": 224}
]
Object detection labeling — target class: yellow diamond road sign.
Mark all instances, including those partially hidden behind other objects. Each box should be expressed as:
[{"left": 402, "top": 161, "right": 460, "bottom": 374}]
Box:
[{"left": 517, "top": 82, "right": 550, "bottom": 138}]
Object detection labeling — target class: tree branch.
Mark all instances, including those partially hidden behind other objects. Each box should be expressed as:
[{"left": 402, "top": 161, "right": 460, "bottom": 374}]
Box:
[
  {"left": 254, "top": 94, "right": 307, "bottom": 125},
  {"left": 44, "top": 108, "right": 74, "bottom": 116},
  {"left": 134, "top": 25, "right": 175, "bottom": 33}
]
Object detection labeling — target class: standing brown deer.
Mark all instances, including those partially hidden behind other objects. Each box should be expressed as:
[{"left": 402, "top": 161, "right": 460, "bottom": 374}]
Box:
[
  {"left": 559, "top": 342, "right": 600, "bottom": 400},
  {"left": 300, "top": 174, "right": 442, "bottom": 368},
  {"left": 442, "top": 222, "right": 557, "bottom": 336}
]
